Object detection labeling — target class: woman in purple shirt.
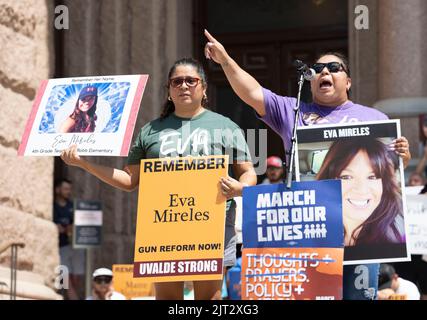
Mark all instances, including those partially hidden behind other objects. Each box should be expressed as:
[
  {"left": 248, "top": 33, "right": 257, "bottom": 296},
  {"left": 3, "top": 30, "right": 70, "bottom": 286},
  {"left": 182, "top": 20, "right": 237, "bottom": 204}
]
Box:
[{"left": 204, "top": 30, "right": 411, "bottom": 300}]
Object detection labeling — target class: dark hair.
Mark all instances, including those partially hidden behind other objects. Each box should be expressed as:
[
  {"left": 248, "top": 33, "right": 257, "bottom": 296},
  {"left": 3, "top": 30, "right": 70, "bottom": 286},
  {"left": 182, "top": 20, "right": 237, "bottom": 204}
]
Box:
[
  {"left": 316, "top": 52, "right": 351, "bottom": 98},
  {"left": 378, "top": 264, "right": 396, "bottom": 289},
  {"left": 54, "top": 178, "right": 72, "bottom": 189},
  {"left": 316, "top": 138, "right": 403, "bottom": 245},
  {"left": 69, "top": 91, "right": 98, "bottom": 132},
  {"left": 160, "top": 58, "right": 208, "bottom": 120}
]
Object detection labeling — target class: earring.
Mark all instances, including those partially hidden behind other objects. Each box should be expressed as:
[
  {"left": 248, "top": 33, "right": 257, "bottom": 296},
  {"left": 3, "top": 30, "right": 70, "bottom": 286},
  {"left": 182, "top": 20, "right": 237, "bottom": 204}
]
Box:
[{"left": 168, "top": 96, "right": 172, "bottom": 101}]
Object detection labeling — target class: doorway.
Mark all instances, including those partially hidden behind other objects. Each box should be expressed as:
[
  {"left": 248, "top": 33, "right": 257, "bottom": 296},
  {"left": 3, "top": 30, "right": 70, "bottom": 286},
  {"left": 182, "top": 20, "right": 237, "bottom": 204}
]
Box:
[{"left": 194, "top": 0, "right": 348, "bottom": 167}]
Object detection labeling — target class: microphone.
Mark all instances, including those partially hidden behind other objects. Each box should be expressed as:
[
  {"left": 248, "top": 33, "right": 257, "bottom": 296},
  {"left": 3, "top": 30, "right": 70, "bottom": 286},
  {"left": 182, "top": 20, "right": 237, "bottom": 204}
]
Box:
[{"left": 293, "top": 60, "right": 316, "bottom": 81}]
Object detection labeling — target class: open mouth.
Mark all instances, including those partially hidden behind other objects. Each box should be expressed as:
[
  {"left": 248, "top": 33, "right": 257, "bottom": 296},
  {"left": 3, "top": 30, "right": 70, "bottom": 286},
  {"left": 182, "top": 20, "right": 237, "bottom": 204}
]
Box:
[
  {"left": 347, "top": 199, "right": 370, "bottom": 208},
  {"left": 319, "top": 79, "right": 333, "bottom": 89}
]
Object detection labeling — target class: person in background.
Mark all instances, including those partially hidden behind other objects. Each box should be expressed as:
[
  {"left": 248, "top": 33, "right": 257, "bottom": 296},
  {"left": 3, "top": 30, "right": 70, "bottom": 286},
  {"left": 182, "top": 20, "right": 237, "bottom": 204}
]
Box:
[
  {"left": 377, "top": 264, "right": 420, "bottom": 300},
  {"left": 260, "top": 156, "right": 285, "bottom": 184},
  {"left": 53, "top": 178, "right": 85, "bottom": 300},
  {"left": 86, "top": 268, "right": 126, "bottom": 300},
  {"left": 408, "top": 172, "right": 425, "bottom": 187},
  {"left": 414, "top": 116, "right": 427, "bottom": 176}
]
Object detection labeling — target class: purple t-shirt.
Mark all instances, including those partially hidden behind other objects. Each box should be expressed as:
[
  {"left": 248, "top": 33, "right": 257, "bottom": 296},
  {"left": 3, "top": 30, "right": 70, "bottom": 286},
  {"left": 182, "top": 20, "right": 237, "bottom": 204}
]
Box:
[{"left": 260, "top": 87, "right": 388, "bottom": 154}]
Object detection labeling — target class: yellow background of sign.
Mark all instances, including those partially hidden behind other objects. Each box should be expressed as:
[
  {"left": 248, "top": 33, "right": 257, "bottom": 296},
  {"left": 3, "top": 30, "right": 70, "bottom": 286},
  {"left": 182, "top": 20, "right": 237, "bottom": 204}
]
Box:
[
  {"left": 112, "top": 264, "right": 154, "bottom": 299},
  {"left": 133, "top": 155, "right": 228, "bottom": 282}
]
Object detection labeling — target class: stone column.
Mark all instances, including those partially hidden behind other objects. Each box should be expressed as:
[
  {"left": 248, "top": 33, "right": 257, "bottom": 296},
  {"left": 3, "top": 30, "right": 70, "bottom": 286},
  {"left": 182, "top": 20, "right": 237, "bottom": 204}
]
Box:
[
  {"left": 378, "top": 0, "right": 427, "bottom": 157},
  {"left": 350, "top": 0, "right": 427, "bottom": 158},
  {"left": 60, "top": 0, "right": 193, "bottom": 276},
  {"left": 0, "top": 0, "right": 60, "bottom": 299},
  {"left": 348, "top": 0, "right": 379, "bottom": 107},
  {"left": 378, "top": 0, "right": 427, "bottom": 99}
]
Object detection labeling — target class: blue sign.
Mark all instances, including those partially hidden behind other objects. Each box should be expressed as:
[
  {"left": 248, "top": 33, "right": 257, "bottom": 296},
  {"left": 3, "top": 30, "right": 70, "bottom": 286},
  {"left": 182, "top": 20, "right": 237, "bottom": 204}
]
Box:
[{"left": 242, "top": 180, "right": 343, "bottom": 248}]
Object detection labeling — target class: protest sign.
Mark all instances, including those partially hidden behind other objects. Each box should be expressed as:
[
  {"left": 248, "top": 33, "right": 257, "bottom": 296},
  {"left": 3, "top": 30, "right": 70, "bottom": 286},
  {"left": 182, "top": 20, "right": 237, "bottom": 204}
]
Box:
[
  {"left": 405, "top": 191, "right": 427, "bottom": 254},
  {"left": 296, "top": 120, "right": 409, "bottom": 264},
  {"left": 241, "top": 180, "right": 344, "bottom": 300},
  {"left": 133, "top": 155, "right": 228, "bottom": 282},
  {"left": 18, "top": 74, "right": 147, "bottom": 156},
  {"left": 112, "top": 264, "right": 154, "bottom": 299}
]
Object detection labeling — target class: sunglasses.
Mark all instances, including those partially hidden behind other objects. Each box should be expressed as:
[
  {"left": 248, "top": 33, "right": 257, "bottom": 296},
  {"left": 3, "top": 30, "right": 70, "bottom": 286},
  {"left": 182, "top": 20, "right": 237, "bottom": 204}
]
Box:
[
  {"left": 311, "top": 62, "right": 347, "bottom": 74},
  {"left": 169, "top": 77, "right": 201, "bottom": 88},
  {"left": 94, "top": 276, "right": 112, "bottom": 284}
]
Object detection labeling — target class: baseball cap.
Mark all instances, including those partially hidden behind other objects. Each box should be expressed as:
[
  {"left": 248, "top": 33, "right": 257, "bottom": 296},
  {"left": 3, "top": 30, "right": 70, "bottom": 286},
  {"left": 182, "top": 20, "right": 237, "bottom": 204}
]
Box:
[
  {"left": 92, "top": 268, "right": 113, "bottom": 279},
  {"left": 266, "top": 156, "right": 283, "bottom": 168},
  {"left": 79, "top": 86, "right": 98, "bottom": 99},
  {"left": 378, "top": 264, "right": 395, "bottom": 290}
]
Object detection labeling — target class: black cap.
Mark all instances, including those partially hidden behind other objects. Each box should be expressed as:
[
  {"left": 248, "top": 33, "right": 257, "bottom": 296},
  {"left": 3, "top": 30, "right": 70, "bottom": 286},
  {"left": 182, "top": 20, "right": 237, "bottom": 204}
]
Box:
[{"left": 378, "top": 264, "right": 396, "bottom": 290}]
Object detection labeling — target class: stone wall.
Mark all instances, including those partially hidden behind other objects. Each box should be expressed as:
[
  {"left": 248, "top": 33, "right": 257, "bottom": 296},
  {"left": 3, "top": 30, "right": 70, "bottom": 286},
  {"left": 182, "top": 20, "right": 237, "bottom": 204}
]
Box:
[
  {"left": 0, "top": 0, "right": 60, "bottom": 299},
  {"left": 349, "top": 0, "right": 427, "bottom": 158}
]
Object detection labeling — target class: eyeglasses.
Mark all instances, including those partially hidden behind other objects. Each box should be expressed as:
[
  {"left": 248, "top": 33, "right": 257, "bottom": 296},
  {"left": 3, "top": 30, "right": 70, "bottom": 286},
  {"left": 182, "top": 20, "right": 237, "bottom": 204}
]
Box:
[
  {"left": 94, "top": 276, "right": 112, "bottom": 284},
  {"left": 311, "top": 62, "right": 347, "bottom": 74},
  {"left": 169, "top": 77, "right": 201, "bottom": 88}
]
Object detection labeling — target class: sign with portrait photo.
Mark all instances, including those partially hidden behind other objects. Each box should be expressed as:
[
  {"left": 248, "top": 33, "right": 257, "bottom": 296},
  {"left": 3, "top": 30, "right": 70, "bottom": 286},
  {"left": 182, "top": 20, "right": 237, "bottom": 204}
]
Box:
[
  {"left": 296, "top": 120, "right": 410, "bottom": 265},
  {"left": 18, "top": 74, "right": 148, "bottom": 156}
]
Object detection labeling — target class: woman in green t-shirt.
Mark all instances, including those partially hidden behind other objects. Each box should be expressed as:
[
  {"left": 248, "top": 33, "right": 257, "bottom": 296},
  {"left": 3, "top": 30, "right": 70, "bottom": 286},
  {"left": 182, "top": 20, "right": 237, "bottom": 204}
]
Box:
[{"left": 61, "top": 58, "right": 257, "bottom": 299}]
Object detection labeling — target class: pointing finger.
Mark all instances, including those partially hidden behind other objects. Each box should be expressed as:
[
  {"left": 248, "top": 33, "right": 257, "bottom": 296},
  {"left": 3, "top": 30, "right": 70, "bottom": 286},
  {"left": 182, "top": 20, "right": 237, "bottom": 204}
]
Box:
[{"left": 204, "top": 29, "right": 217, "bottom": 43}]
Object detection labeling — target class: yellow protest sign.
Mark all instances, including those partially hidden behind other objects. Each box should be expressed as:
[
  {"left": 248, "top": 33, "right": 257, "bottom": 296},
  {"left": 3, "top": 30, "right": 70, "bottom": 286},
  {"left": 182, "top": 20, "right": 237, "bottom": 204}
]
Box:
[
  {"left": 133, "top": 155, "right": 228, "bottom": 282},
  {"left": 112, "top": 264, "right": 154, "bottom": 299},
  {"left": 389, "top": 294, "right": 407, "bottom": 300}
]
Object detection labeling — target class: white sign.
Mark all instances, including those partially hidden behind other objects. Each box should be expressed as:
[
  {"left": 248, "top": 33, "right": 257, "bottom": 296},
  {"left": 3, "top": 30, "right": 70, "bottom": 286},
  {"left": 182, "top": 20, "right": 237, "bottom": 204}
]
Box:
[
  {"left": 73, "top": 200, "right": 103, "bottom": 248},
  {"left": 406, "top": 193, "right": 427, "bottom": 254},
  {"left": 18, "top": 74, "right": 148, "bottom": 156}
]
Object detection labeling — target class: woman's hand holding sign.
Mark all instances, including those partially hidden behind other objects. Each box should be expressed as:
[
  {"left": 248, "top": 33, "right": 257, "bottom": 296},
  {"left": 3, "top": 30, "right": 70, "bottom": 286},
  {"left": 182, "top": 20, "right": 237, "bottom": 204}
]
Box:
[
  {"left": 390, "top": 137, "right": 411, "bottom": 168},
  {"left": 61, "top": 144, "right": 85, "bottom": 168},
  {"left": 220, "top": 176, "right": 247, "bottom": 199}
]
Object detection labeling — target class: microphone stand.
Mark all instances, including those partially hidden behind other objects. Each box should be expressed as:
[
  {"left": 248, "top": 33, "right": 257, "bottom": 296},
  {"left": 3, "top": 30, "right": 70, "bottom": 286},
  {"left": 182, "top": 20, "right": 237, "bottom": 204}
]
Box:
[{"left": 285, "top": 72, "right": 305, "bottom": 189}]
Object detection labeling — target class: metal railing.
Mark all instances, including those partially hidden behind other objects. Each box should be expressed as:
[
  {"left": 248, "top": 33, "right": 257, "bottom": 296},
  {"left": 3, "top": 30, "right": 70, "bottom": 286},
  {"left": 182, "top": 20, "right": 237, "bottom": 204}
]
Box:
[{"left": 0, "top": 241, "right": 25, "bottom": 300}]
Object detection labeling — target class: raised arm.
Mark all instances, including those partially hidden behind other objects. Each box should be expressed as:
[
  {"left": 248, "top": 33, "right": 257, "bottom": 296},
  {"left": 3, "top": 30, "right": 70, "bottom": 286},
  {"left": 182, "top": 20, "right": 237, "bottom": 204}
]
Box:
[
  {"left": 60, "top": 145, "right": 140, "bottom": 192},
  {"left": 204, "top": 30, "right": 266, "bottom": 117}
]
